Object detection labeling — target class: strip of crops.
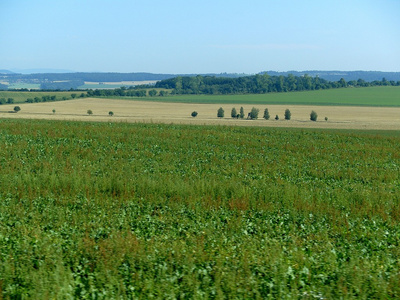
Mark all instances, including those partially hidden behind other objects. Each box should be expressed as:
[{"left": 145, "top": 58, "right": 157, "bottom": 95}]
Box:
[
  {"left": 0, "top": 119, "right": 399, "bottom": 298},
  {"left": 108, "top": 86, "right": 400, "bottom": 107}
]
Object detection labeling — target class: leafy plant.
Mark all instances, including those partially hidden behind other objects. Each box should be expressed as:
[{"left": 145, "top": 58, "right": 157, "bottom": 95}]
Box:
[
  {"left": 249, "top": 107, "right": 259, "bottom": 119},
  {"left": 231, "top": 107, "right": 237, "bottom": 118},
  {"left": 191, "top": 111, "right": 198, "bottom": 117},
  {"left": 263, "top": 108, "right": 270, "bottom": 120},
  {"left": 87, "top": 109, "right": 93, "bottom": 115},
  {"left": 217, "top": 107, "right": 224, "bottom": 118},
  {"left": 284, "top": 109, "right": 291, "bottom": 120},
  {"left": 109, "top": 111, "right": 114, "bottom": 116},
  {"left": 310, "top": 110, "right": 318, "bottom": 121}
]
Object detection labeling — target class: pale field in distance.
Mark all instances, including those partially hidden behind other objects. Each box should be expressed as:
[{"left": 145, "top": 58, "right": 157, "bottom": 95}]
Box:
[
  {"left": 84, "top": 81, "right": 158, "bottom": 86},
  {"left": 1, "top": 98, "right": 400, "bottom": 130}
]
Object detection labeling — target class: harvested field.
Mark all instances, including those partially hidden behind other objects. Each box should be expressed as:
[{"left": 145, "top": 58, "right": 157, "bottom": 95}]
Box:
[{"left": 1, "top": 98, "right": 400, "bottom": 130}]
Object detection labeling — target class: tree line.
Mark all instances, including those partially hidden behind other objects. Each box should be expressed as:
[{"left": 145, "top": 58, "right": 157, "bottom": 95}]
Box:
[{"left": 154, "top": 74, "right": 400, "bottom": 95}]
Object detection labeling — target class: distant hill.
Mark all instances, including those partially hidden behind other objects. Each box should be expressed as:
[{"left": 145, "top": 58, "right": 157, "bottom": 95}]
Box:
[
  {"left": 0, "top": 70, "right": 15, "bottom": 74},
  {"left": 261, "top": 70, "right": 400, "bottom": 82}
]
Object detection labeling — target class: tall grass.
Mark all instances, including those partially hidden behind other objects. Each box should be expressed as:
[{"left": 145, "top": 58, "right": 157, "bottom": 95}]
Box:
[{"left": 0, "top": 119, "right": 399, "bottom": 298}]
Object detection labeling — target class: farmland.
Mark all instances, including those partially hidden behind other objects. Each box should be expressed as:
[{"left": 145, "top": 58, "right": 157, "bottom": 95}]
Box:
[
  {"left": 2, "top": 97, "right": 400, "bottom": 131},
  {"left": 107, "top": 86, "right": 400, "bottom": 107},
  {"left": 0, "top": 118, "right": 399, "bottom": 298}
]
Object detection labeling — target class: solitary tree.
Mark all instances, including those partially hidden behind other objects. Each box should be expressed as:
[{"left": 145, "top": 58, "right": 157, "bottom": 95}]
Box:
[
  {"left": 275, "top": 115, "right": 279, "bottom": 120},
  {"left": 14, "top": 106, "right": 21, "bottom": 113},
  {"left": 239, "top": 107, "right": 245, "bottom": 119},
  {"left": 87, "top": 109, "right": 93, "bottom": 115},
  {"left": 284, "top": 109, "right": 291, "bottom": 120},
  {"left": 231, "top": 107, "right": 237, "bottom": 118},
  {"left": 310, "top": 110, "right": 318, "bottom": 121},
  {"left": 325, "top": 116, "right": 328, "bottom": 121},
  {"left": 217, "top": 107, "right": 224, "bottom": 118},
  {"left": 52, "top": 109, "right": 56, "bottom": 114},
  {"left": 249, "top": 107, "right": 259, "bottom": 119},
  {"left": 191, "top": 111, "right": 198, "bottom": 117},
  {"left": 263, "top": 108, "right": 270, "bottom": 120},
  {"left": 109, "top": 111, "right": 114, "bottom": 116}
]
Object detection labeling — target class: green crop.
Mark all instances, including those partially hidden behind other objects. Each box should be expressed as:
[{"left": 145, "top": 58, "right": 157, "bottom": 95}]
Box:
[{"left": 0, "top": 119, "right": 399, "bottom": 298}]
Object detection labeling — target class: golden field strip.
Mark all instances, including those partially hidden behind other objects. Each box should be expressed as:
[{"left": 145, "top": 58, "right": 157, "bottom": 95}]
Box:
[{"left": 1, "top": 98, "right": 400, "bottom": 130}]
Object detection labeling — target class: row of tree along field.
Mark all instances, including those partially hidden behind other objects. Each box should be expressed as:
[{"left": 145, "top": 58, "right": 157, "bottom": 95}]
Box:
[
  {"left": 84, "top": 74, "right": 400, "bottom": 98},
  {"left": 0, "top": 119, "right": 399, "bottom": 298},
  {"left": 213, "top": 107, "right": 320, "bottom": 121},
  {"left": 154, "top": 74, "right": 400, "bottom": 95}
]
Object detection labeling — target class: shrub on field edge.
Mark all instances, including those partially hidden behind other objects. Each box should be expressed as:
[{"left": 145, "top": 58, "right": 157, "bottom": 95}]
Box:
[
  {"left": 249, "top": 107, "right": 259, "bottom": 119},
  {"left": 263, "top": 108, "right": 270, "bottom": 120},
  {"left": 310, "top": 110, "right": 318, "bottom": 121},
  {"left": 231, "top": 107, "right": 237, "bottom": 118},
  {"left": 284, "top": 109, "right": 291, "bottom": 120},
  {"left": 239, "top": 107, "right": 245, "bottom": 119},
  {"left": 217, "top": 107, "right": 224, "bottom": 118},
  {"left": 191, "top": 111, "right": 198, "bottom": 117}
]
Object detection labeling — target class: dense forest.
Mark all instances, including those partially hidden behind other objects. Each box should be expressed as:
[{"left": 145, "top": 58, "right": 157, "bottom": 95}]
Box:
[{"left": 154, "top": 74, "right": 400, "bottom": 95}]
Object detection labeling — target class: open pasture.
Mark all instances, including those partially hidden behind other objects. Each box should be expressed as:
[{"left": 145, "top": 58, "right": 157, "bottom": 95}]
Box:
[
  {"left": 2, "top": 97, "right": 400, "bottom": 130},
  {"left": 0, "top": 119, "right": 399, "bottom": 298}
]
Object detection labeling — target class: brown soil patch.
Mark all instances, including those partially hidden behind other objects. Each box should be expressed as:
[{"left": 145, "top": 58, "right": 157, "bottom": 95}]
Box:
[{"left": 1, "top": 98, "right": 400, "bottom": 131}]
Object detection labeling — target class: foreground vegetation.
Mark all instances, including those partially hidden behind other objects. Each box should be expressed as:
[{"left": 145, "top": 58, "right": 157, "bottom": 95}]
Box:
[{"left": 0, "top": 119, "right": 399, "bottom": 298}]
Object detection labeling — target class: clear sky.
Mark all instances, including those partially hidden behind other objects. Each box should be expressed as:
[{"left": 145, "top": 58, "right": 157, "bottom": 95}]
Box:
[{"left": 1, "top": 0, "right": 399, "bottom": 74}]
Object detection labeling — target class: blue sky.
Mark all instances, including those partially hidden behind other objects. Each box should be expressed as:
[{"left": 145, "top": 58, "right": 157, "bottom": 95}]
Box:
[{"left": 1, "top": 0, "right": 399, "bottom": 73}]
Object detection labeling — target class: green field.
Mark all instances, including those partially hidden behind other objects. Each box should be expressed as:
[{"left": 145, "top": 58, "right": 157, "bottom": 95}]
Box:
[
  {"left": 0, "top": 91, "right": 86, "bottom": 103},
  {"left": 0, "top": 119, "right": 399, "bottom": 298},
  {"left": 108, "top": 86, "right": 400, "bottom": 107}
]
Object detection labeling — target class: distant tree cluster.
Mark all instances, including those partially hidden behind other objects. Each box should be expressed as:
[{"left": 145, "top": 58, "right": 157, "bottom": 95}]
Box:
[
  {"left": 40, "top": 80, "right": 84, "bottom": 90},
  {"left": 219, "top": 107, "right": 323, "bottom": 122},
  {"left": 25, "top": 93, "right": 86, "bottom": 103},
  {"left": 0, "top": 98, "right": 14, "bottom": 105},
  {"left": 155, "top": 74, "right": 400, "bottom": 95},
  {"left": 86, "top": 88, "right": 151, "bottom": 97}
]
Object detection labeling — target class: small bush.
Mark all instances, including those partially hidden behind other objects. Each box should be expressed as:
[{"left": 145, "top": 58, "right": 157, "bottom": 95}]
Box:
[
  {"left": 275, "top": 115, "right": 279, "bottom": 120},
  {"left": 284, "top": 109, "right": 291, "bottom": 120},
  {"left": 239, "top": 107, "right": 245, "bottom": 119},
  {"left": 87, "top": 110, "right": 93, "bottom": 115},
  {"left": 249, "top": 107, "right": 259, "bottom": 120},
  {"left": 52, "top": 109, "right": 56, "bottom": 114},
  {"left": 310, "top": 110, "right": 318, "bottom": 121},
  {"left": 109, "top": 111, "right": 114, "bottom": 116},
  {"left": 14, "top": 106, "right": 21, "bottom": 112},
  {"left": 325, "top": 117, "right": 328, "bottom": 121},
  {"left": 191, "top": 111, "right": 198, "bottom": 117},
  {"left": 263, "top": 108, "right": 270, "bottom": 120},
  {"left": 217, "top": 107, "right": 224, "bottom": 118},
  {"left": 231, "top": 108, "right": 237, "bottom": 118}
]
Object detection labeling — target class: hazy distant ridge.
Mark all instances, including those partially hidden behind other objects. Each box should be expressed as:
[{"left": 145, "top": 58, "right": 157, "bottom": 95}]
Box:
[{"left": 262, "top": 70, "right": 400, "bottom": 82}]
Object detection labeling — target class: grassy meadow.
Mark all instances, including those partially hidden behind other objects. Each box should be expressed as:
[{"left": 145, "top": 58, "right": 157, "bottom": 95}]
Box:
[
  {"left": 108, "top": 86, "right": 400, "bottom": 107},
  {"left": 0, "top": 119, "right": 399, "bottom": 298}
]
